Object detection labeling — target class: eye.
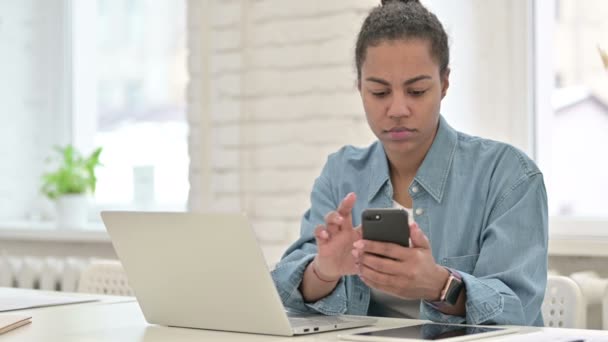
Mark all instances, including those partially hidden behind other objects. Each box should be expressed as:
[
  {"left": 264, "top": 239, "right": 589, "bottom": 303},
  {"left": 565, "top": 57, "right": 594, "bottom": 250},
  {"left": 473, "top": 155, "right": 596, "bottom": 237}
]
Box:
[
  {"left": 409, "top": 89, "right": 427, "bottom": 97},
  {"left": 371, "top": 90, "right": 389, "bottom": 98}
]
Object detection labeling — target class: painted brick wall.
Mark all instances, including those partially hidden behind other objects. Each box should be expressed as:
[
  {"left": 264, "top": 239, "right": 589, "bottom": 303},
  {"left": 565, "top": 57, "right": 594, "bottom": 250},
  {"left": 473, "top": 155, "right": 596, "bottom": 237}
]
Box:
[
  {"left": 186, "top": 0, "right": 536, "bottom": 265},
  {"left": 187, "top": 0, "right": 378, "bottom": 264}
]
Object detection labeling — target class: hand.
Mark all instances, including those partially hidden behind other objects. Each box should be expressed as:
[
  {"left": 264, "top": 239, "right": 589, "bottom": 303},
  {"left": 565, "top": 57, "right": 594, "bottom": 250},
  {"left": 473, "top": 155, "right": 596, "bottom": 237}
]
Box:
[
  {"left": 352, "top": 221, "right": 449, "bottom": 301},
  {"left": 313, "top": 192, "right": 362, "bottom": 280}
]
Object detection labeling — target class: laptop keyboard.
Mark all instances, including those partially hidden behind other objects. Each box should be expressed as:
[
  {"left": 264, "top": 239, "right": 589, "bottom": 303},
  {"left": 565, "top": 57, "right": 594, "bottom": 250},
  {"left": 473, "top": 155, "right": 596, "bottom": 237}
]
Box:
[{"left": 288, "top": 314, "right": 361, "bottom": 328}]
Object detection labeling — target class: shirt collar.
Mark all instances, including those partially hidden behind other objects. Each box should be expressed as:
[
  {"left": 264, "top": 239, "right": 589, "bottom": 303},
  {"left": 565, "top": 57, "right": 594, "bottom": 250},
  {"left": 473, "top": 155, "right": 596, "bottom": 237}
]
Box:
[
  {"left": 367, "top": 142, "right": 391, "bottom": 202},
  {"left": 414, "top": 116, "right": 458, "bottom": 203},
  {"left": 368, "top": 115, "right": 458, "bottom": 203}
]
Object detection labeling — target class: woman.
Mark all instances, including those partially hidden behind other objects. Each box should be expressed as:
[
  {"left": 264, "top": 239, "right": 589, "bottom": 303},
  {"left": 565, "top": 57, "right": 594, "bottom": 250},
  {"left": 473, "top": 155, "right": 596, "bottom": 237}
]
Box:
[{"left": 271, "top": 0, "right": 547, "bottom": 326}]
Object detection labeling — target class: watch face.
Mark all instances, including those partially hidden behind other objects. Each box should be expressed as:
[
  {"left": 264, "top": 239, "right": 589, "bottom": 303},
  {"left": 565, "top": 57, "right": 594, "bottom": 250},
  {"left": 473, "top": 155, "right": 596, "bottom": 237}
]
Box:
[{"left": 445, "top": 276, "right": 463, "bottom": 305}]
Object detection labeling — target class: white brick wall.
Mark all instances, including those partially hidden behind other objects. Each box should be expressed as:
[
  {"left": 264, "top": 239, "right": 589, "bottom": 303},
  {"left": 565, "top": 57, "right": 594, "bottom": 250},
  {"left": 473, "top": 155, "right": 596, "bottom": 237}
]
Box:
[
  {"left": 186, "top": 0, "right": 534, "bottom": 264},
  {"left": 187, "top": 0, "right": 377, "bottom": 264}
]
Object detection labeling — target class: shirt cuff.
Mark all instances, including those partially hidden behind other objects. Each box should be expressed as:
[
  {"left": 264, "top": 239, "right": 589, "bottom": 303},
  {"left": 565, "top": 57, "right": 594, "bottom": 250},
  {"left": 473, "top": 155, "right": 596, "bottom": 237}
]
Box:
[
  {"left": 271, "top": 254, "right": 348, "bottom": 315},
  {"left": 421, "top": 270, "right": 504, "bottom": 325}
]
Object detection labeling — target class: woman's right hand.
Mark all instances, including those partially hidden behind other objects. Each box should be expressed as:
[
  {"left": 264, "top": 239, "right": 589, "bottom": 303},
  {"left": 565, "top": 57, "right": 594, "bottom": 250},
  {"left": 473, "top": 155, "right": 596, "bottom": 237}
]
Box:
[{"left": 313, "top": 192, "right": 361, "bottom": 280}]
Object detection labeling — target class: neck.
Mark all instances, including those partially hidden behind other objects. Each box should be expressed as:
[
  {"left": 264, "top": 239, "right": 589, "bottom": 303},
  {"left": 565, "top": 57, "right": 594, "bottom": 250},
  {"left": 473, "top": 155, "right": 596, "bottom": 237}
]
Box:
[
  {"left": 386, "top": 149, "right": 425, "bottom": 182},
  {"left": 385, "top": 123, "right": 439, "bottom": 181}
]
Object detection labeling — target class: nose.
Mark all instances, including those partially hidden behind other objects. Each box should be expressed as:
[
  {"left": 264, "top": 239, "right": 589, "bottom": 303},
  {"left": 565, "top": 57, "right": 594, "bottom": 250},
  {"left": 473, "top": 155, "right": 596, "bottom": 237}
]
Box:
[{"left": 387, "top": 92, "right": 411, "bottom": 119}]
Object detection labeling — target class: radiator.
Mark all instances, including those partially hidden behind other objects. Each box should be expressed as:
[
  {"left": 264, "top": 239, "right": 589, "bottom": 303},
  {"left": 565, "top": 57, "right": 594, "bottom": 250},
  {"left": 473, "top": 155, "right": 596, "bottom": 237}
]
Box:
[{"left": 0, "top": 255, "right": 90, "bottom": 292}]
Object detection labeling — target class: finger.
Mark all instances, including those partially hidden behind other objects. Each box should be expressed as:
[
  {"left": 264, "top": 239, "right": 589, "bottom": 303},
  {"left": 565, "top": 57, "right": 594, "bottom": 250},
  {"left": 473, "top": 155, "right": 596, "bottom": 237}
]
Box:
[
  {"left": 409, "top": 222, "right": 430, "bottom": 249},
  {"left": 355, "top": 240, "right": 406, "bottom": 261},
  {"left": 326, "top": 222, "right": 340, "bottom": 236},
  {"left": 359, "top": 274, "right": 391, "bottom": 292},
  {"left": 337, "top": 192, "right": 357, "bottom": 218},
  {"left": 324, "top": 211, "right": 344, "bottom": 226},
  {"left": 359, "top": 252, "right": 399, "bottom": 275},
  {"left": 314, "top": 224, "right": 329, "bottom": 243},
  {"left": 351, "top": 248, "right": 360, "bottom": 260},
  {"left": 353, "top": 225, "right": 362, "bottom": 240},
  {"left": 358, "top": 262, "right": 393, "bottom": 287}
]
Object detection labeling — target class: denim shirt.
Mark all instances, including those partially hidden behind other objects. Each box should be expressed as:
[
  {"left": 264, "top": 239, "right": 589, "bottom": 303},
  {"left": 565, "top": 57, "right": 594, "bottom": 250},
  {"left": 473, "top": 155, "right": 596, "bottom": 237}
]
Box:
[{"left": 271, "top": 116, "right": 548, "bottom": 326}]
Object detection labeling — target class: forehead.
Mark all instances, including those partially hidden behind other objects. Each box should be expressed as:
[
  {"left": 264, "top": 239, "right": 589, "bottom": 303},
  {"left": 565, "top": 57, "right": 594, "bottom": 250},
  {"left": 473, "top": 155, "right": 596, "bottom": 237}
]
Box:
[{"left": 362, "top": 39, "right": 439, "bottom": 77}]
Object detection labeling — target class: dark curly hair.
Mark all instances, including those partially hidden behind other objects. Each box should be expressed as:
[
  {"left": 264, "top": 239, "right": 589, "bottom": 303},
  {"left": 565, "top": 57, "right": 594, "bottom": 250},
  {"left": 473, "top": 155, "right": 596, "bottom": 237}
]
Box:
[{"left": 355, "top": 0, "right": 449, "bottom": 81}]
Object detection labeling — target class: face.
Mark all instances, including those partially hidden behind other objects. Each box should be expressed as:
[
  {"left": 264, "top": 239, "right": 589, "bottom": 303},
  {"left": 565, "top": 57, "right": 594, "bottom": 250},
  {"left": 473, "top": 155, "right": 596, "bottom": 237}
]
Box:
[{"left": 359, "top": 39, "right": 449, "bottom": 157}]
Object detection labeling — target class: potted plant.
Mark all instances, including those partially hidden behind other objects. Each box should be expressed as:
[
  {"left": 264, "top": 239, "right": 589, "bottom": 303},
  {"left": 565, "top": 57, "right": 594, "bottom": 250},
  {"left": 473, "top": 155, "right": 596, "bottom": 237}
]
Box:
[{"left": 41, "top": 145, "right": 102, "bottom": 229}]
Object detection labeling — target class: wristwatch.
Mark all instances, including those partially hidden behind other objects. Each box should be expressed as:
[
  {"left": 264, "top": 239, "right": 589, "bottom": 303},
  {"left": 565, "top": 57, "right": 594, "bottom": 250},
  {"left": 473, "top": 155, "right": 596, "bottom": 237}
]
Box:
[{"left": 430, "top": 267, "right": 464, "bottom": 307}]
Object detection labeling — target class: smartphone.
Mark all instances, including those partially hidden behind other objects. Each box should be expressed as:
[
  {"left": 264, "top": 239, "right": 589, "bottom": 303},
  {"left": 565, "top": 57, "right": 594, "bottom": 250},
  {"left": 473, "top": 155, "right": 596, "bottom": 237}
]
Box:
[{"left": 361, "top": 208, "right": 410, "bottom": 247}]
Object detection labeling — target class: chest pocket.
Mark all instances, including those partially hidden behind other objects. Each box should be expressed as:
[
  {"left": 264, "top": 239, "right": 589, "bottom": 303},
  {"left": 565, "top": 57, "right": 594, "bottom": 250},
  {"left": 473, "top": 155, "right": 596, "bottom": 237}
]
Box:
[{"left": 440, "top": 254, "right": 479, "bottom": 274}]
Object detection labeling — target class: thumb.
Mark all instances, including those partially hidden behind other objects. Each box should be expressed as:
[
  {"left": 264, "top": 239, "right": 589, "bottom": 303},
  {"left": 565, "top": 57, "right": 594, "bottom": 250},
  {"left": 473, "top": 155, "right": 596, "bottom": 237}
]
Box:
[{"left": 409, "top": 222, "right": 430, "bottom": 249}]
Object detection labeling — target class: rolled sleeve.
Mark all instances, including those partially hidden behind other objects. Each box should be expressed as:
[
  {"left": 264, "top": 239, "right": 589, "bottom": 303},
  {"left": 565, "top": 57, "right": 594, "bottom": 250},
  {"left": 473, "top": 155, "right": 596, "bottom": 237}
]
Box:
[
  {"left": 270, "top": 243, "right": 349, "bottom": 315},
  {"left": 421, "top": 272, "right": 505, "bottom": 324},
  {"left": 422, "top": 173, "right": 548, "bottom": 326},
  {"left": 270, "top": 155, "right": 351, "bottom": 315}
]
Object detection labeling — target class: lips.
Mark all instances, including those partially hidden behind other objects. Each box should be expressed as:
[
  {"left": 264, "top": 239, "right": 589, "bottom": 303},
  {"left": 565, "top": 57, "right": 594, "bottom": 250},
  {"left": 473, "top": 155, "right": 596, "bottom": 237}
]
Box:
[
  {"left": 385, "top": 126, "right": 416, "bottom": 140},
  {"left": 386, "top": 126, "right": 414, "bottom": 133}
]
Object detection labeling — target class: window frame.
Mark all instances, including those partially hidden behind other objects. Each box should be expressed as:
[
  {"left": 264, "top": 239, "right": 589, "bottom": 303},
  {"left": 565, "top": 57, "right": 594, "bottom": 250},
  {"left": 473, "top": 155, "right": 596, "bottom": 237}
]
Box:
[
  {"left": 69, "top": 0, "right": 98, "bottom": 152},
  {"left": 533, "top": 0, "right": 608, "bottom": 240}
]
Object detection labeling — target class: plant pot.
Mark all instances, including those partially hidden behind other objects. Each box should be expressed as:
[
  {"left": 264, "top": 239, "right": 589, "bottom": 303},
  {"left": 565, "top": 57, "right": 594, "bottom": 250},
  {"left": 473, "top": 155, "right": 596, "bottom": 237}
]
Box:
[{"left": 55, "top": 194, "right": 89, "bottom": 229}]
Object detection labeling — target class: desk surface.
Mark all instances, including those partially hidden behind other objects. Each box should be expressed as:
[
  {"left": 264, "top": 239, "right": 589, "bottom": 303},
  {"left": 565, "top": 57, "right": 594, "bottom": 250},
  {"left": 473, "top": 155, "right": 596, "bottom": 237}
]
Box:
[{"left": 3, "top": 290, "right": 608, "bottom": 342}]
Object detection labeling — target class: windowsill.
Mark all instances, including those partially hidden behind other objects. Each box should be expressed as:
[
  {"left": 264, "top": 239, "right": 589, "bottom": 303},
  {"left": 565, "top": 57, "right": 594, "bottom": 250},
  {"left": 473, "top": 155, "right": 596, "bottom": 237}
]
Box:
[
  {"left": 0, "top": 218, "right": 607, "bottom": 256},
  {"left": 0, "top": 220, "right": 110, "bottom": 243},
  {"left": 548, "top": 216, "right": 608, "bottom": 257},
  {"left": 548, "top": 236, "right": 608, "bottom": 257}
]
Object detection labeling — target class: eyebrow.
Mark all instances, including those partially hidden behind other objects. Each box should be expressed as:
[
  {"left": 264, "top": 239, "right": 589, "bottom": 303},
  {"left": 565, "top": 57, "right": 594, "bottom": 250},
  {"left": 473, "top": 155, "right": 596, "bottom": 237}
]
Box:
[{"left": 365, "top": 75, "right": 432, "bottom": 86}]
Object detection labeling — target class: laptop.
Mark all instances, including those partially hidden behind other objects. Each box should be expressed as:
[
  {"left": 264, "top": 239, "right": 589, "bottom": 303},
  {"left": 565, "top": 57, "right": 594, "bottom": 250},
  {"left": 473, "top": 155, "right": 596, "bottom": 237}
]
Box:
[{"left": 101, "top": 211, "right": 376, "bottom": 336}]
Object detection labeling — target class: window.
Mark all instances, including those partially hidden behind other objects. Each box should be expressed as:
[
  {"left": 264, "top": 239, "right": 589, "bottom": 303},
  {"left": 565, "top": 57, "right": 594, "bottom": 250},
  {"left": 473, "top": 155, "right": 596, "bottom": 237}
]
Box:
[
  {"left": 535, "top": 0, "right": 608, "bottom": 236},
  {"left": 72, "top": 0, "right": 189, "bottom": 213},
  {"left": 0, "top": 1, "right": 188, "bottom": 224}
]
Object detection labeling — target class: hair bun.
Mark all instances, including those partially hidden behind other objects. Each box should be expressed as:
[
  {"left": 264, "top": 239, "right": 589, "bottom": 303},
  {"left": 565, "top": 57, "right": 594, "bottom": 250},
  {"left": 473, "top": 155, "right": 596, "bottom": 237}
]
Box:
[{"left": 381, "top": 0, "right": 420, "bottom": 5}]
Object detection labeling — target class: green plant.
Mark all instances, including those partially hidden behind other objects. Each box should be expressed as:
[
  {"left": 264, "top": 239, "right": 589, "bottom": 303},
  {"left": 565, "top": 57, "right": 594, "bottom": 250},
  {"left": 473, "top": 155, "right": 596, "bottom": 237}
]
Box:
[{"left": 41, "top": 145, "right": 103, "bottom": 199}]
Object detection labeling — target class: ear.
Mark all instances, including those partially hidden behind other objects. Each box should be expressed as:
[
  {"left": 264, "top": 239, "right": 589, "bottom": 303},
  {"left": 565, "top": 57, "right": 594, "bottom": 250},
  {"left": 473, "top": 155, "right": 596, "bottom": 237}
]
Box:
[{"left": 440, "top": 68, "right": 450, "bottom": 99}]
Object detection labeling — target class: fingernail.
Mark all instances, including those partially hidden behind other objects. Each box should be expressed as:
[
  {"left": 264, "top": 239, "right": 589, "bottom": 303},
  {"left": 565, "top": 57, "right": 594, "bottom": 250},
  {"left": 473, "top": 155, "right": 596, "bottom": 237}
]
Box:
[
  {"left": 351, "top": 249, "right": 358, "bottom": 258},
  {"left": 353, "top": 240, "right": 364, "bottom": 249},
  {"left": 336, "top": 215, "right": 344, "bottom": 223}
]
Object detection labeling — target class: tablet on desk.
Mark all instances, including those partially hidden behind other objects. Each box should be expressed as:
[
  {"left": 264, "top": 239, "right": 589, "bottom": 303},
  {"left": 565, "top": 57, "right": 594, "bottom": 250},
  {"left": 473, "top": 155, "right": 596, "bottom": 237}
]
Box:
[{"left": 338, "top": 322, "right": 519, "bottom": 342}]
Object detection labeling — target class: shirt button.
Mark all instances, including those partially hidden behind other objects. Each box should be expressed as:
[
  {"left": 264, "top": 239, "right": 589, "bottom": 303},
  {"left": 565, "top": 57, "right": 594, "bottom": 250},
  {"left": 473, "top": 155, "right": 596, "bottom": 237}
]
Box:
[
  {"left": 411, "top": 186, "right": 419, "bottom": 193},
  {"left": 415, "top": 208, "right": 424, "bottom": 216}
]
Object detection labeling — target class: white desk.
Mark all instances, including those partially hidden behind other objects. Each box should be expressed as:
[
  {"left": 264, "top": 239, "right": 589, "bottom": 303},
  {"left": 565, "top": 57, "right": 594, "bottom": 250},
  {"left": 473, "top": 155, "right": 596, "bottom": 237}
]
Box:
[{"left": 3, "top": 291, "right": 608, "bottom": 342}]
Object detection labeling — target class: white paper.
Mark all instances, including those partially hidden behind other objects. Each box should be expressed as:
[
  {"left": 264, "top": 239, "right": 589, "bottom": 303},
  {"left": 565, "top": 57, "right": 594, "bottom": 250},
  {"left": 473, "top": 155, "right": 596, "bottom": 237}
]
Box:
[
  {"left": 0, "top": 293, "right": 97, "bottom": 312},
  {"left": 493, "top": 330, "right": 608, "bottom": 342}
]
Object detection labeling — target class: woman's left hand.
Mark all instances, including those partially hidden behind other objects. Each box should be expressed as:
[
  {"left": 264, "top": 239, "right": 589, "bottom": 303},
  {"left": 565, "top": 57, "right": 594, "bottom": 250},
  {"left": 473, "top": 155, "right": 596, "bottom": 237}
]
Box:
[{"left": 352, "top": 222, "right": 449, "bottom": 301}]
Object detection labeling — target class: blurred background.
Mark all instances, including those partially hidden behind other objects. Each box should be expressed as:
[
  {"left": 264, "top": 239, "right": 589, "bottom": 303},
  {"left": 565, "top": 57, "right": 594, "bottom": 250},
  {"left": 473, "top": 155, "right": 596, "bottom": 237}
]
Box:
[{"left": 1, "top": 0, "right": 608, "bottom": 328}]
